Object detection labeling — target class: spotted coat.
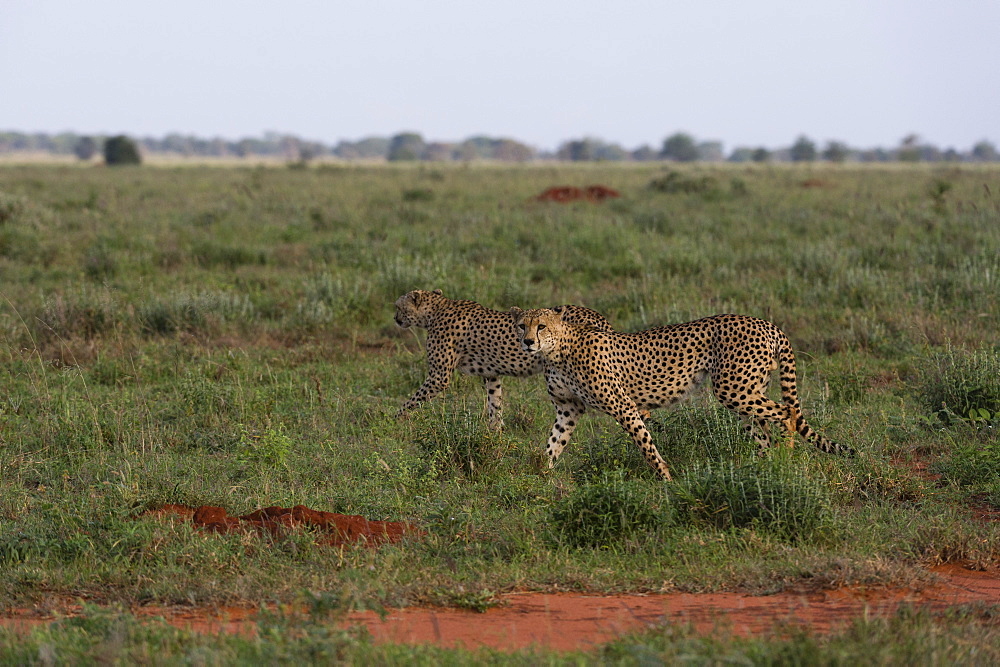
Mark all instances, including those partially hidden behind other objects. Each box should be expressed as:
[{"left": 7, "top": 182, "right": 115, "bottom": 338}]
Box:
[
  {"left": 394, "top": 290, "right": 612, "bottom": 428},
  {"left": 510, "top": 307, "right": 854, "bottom": 480}
]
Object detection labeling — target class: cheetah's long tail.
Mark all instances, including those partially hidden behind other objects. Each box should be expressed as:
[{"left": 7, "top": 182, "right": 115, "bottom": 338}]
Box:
[{"left": 776, "top": 331, "right": 856, "bottom": 457}]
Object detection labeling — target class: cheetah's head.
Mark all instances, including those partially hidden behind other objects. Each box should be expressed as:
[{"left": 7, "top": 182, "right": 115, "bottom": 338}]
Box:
[
  {"left": 394, "top": 289, "right": 443, "bottom": 328},
  {"left": 509, "top": 307, "right": 565, "bottom": 359}
]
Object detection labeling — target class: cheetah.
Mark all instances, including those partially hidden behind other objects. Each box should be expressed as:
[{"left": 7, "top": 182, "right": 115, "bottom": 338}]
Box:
[
  {"left": 394, "top": 290, "right": 612, "bottom": 428},
  {"left": 510, "top": 307, "right": 854, "bottom": 480}
]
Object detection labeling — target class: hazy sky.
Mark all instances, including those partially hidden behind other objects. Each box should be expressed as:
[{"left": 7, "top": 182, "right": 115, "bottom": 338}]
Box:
[{"left": 3, "top": 1, "right": 998, "bottom": 151}]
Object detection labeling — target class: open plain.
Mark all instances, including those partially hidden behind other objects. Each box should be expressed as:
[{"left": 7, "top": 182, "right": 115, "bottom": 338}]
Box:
[{"left": 1, "top": 162, "right": 998, "bottom": 662}]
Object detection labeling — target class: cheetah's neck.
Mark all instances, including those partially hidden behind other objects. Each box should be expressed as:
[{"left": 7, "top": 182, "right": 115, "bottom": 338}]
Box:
[{"left": 544, "top": 324, "right": 586, "bottom": 364}]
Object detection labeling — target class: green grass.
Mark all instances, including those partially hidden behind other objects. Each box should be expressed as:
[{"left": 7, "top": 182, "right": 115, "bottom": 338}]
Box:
[{"left": 1, "top": 162, "right": 1000, "bottom": 658}]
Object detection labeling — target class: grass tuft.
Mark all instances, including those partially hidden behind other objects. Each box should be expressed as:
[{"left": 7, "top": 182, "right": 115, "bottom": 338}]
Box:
[
  {"left": 917, "top": 345, "right": 1000, "bottom": 427},
  {"left": 669, "top": 458, "right": 833, "bottom": 541},
  {"left": 550, "top": 471, "right": 670, "bottom": 549}
]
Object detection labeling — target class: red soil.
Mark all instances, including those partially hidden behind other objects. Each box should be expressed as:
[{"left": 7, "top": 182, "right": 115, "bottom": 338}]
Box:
[
  {"left": 346, "top": 563, "right": 1000, "bottom": 650},
  {"left": 536, "top": 185, "right": 584, "bottom": 202},
  {"left": 535, "top": 185, "right": 621, "bottom": 203},
  {"left": 584, "top": 184, "right": 622, "bottom": 201},
  {"left": 800, "top": 178, "right": 831, "bottom": 188},
  {"left": 3, "top": 563, "right": 997, "bottom": 652},
  {"left": 141, "top": 503, "right": 418, "bottom": 547}
]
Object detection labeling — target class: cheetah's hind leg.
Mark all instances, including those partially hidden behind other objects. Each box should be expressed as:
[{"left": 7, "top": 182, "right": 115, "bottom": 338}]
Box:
[{"left": 781, "top": 406, "right": 800, "bottom": 449}]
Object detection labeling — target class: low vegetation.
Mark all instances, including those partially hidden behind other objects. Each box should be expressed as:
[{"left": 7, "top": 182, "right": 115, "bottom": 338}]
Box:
[{"left": 1, "top": 162, "right": 999, "bottom": 659}]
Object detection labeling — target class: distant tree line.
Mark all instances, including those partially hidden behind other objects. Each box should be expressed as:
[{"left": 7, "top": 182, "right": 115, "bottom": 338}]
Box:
[{"left": 1, "top": 129, "right": 996, "bottom": 164}]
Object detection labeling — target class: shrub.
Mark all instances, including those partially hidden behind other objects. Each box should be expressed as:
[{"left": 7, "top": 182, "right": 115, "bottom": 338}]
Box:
[
  {"left": 569, "top": 431, "right": 656, "bottom": 484},
  {"left": 931, "top": 440, "right": 1000, "bottom": 489},
  {"left": 646, "top": 403, "right": 754, "bottom": 469},
  {"left": 138, "top": 291, "right": 254, "bottom": 336},
  {"left": 387, "top": 132, "right": 424, "bottom": 161},
  {"left": 550, "top": 472, "right": 671, "bottom": 549},
  {"left": 669, "top": 460, "right": 833, "bottom": 541},
  {"left": 33, "top": 290, "right": 124, "bottom": 344},
  {"left": 238, "top": 422, "right": 293, "bottom": 468},
  {"left": 410, "top": 410, "right": 519, "bottom": 478},
  {"left": 917, "top": 346, "right": 1000, "bottom": 427},
  {"left": 295, "top": 273, "right": 373, "bottom": 326},
  {"left": 191, "top": 241, "right": 266, "bottom": 268},
  {"left": 103, "top": 135, "right": 142, "bottom": 166},
  {"left": 647, "top": 170, "right": 718, "bottom": 195},
  {"left": 74, "top": 136, "right": 98, "bottom": 161},
  {"left": 139, "top": 298, "right": 207, "bottom": 335},
  {"left": 402, "top": 188, "right": 434, "bottom": 202}
]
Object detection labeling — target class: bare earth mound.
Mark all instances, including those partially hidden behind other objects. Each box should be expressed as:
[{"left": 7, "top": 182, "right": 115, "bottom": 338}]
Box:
[{"left": 535, "top": 185, "right": 621, "bottom": 203}]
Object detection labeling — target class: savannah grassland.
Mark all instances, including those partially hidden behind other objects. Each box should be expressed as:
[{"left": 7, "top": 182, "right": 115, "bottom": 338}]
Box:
[{"left": 1, "top": 162, "right": 999, "bottom": 663}]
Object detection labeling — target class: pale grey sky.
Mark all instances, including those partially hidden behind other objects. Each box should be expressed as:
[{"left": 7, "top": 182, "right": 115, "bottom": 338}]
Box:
[{"left": 2, "top": 0, "right": 997, "bottom": 151}]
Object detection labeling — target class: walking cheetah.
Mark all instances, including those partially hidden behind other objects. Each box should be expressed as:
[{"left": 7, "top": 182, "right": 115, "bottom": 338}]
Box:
[
  {"left": 510, "top": 307, "right": 854, "bottom": 480},
  {"left": 394, "top": 290, "right": 612, "bottom": 428}
]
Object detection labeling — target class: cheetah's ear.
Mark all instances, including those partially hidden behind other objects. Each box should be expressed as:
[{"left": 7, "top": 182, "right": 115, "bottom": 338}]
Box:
[
  {"left": 432, "top": 289, "right": 443, "bottom": 295},
  {"left": 508, "top": 306, "right": 524, "bottom": 320}
]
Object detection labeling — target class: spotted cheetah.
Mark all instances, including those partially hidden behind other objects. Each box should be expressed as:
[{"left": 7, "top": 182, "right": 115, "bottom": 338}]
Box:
[
  {"left": 510, "top": 307, "right": 854, "bottom": 480},
  {"left": 394, "top": 290, "right": 612, "bottom": 428}
]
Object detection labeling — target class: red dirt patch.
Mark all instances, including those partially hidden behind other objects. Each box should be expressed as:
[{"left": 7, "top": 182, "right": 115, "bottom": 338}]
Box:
[
  {"left": 141, "top": 504, "right": 419, "bottom": 547},
  {"left": 584, "top": 184, "right": 621, "bottom": 201},
  {"left": 346, "top": 563, "right": 1000, "bottom": 650},
  {"left": 535, "top": 185, "right": 621, "bottom": 203},
  {"left": 3, "top": 563, "right": 997, "bottom": 652},
  {"left": 800, "top": 178, "right": 832, "bottom": 188},
  {"left": 970, "top": 494, "right": 1000, "bottom": 522},
  {"left": 536, "top": 185, "right": 584, "bottom": 202}
]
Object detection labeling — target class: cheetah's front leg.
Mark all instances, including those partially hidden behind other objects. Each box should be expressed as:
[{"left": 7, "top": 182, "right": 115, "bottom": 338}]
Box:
[
  {"left": 482, "top": 376, "right": 504, "bottom": 430},
  {"left": 615, "top": 410, "right": 672, "bottom": 481},
  {"left": 740, "top": 417, "right": 773, "bottom": 453},
  {"left": 397, "top": 346, "right": 458, "bottom": 418},
  {"left": 545, "top": 400, "right": 586, "bottom": 470},
  {"left": 396, "top": 367, "right": 452, "bottom": 418}
]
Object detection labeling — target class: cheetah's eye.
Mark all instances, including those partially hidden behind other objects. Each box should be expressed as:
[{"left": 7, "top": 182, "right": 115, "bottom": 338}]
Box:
[
  {"left": 516, "top": 324, "right": 524, "bottom": 331},
  {"left": 537, "top": 324, "right": 546, "bottom": 331}
]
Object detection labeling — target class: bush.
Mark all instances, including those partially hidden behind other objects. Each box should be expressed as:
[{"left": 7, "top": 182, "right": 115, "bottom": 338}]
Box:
[
  {"left": 294, "top": 273, "right": 373, "bottom": 327},
  {"left": 410, "top": 410, "right": 519, "bottom": 478},
  {"left": 569, "top": 431, "right": 657, "bottom": 484},
  {"left": 550, "top": 472, "right": 671, "bottom": 549},
  {"left": 669, "top": 460, "right": 833, "bottom": 541},
  {"left": 104, "top": 135, "right": 142, "bottom": 166},
  {"left": 918, "top": 346, "right": 1000, "bottom": 427},
  {"left": 238, "top": 422, "right": 294, "bottom": 467},
  {"left": 34, "top": 290, "right": 124, "bottom": 343},
  {"left": 645, "top": 403, "right": 754, "bottom": 469},
  {"left": 138, "top": 291, "right": 254, "bottom": 336},
  {"left": 402, "top": 188, "right": 435, "bottom": 202},
  {"left": 647, "top": 170, "right": 718, "bottom": 195},
  {"left": 74, "top": 136, "right": 98, "bottom": 161},
  {"left": 931, "top": 440, "right": 1000, "bottom": 489}
]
